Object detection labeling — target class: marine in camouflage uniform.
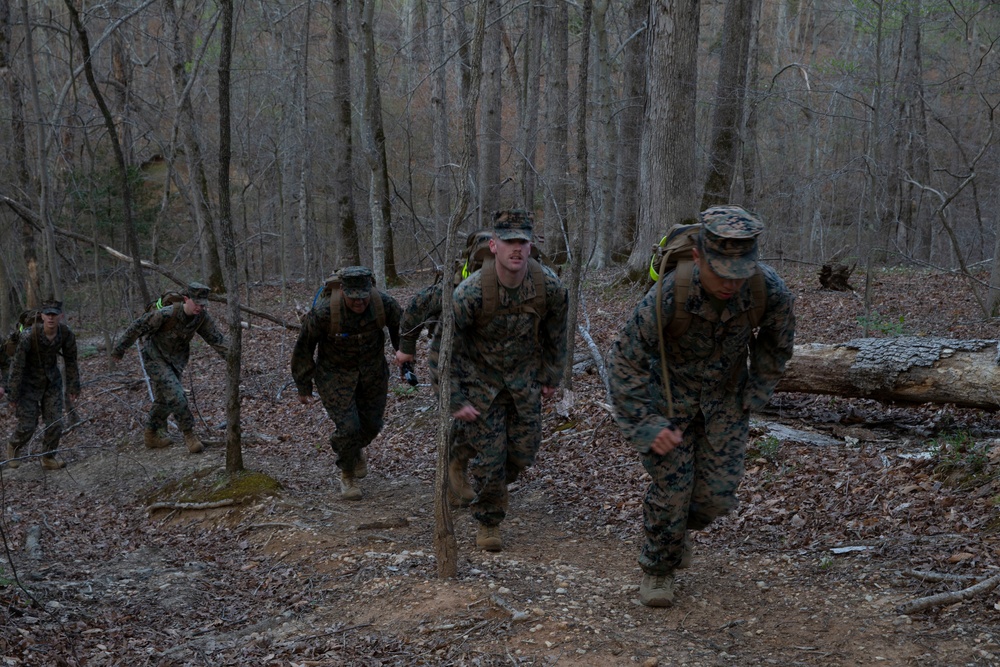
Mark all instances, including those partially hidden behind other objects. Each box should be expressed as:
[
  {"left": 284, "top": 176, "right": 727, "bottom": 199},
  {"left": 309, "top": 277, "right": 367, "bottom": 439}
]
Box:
[
  {"left": 607, "top": 205, "right": 795, "bottom": 607},
  {"left": 6, "top": 301, "right": 80, "bottom": 470},
  {"left": 292, "top": 266, "right": 402, "bottom": 500},
  {"left": 450, "top": 211, "right": 568, "bottom": 551},
  {"left": 111, "top": 282, "right": 228, "bottom": 454}
]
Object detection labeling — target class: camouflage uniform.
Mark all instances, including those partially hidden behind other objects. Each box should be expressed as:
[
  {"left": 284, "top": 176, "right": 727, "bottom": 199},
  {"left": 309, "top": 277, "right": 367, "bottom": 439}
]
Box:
[
  {"left": 608, "top": 206, "right": 795, "bottom": 579},
  {"left": 450, "top": 212, "right": 569, "bottom": 529},
  {"left": 7, "top": 305, "right": 80, "bottom": 461},
  {"left": 111, "top": 283, "right": 228, "bottom": 435},
  {"left": 0, "top": 332, "right": 14, "bottom": 395},
  {"left": 400, "top": 282, "right": 445, "bottom": 389},
  {"left": 292, "top": 267, "right": 402, "bottom": 474}
]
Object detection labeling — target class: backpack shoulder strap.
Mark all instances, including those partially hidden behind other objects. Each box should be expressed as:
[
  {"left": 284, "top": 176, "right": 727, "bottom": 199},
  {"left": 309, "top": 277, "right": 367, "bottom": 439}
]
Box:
[
  {"left": 370, "top": 288, "right": 385, "bottom": 329},
  {"left": 329, "top": 289, "right": 343, "bottom": 337},
  {"left": 476, "top": 258, "right": 499, "bottom": 328},
  {"left": 748, "top": 271, "right": 767, "bottom": 328},
  {"left": 666, "top": 260, "right": 695, "bottom": 338},
  {"left": 527, "top": 258, "right": 547, "bottom": 317}
]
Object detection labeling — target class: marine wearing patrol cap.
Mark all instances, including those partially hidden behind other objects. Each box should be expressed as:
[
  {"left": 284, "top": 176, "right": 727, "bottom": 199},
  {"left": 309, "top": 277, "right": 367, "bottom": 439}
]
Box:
[
  {"left": 185, "top": 282, "right": 211, "bottom": 306},
  {"left": 699, "top": 205, "right": 764, "bottom": 280},
  {"left": 493, "top": 209, "right": 534, "bottom": 242},
  {"left": 340, "top": 266, "right": 374, "bottom": 299},
  {"left": 40, "top": 300, "right": 63, "bottom": 315}
]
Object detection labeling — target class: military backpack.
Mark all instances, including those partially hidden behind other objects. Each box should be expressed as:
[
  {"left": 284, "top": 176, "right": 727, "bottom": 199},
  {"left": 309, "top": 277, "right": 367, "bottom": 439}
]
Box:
[
  {"left": 144, "top": 291, "right": 190, "bottom": 334},
  {"left": 649, "top": 222, "right": 766, "bottom": 338},
  {"left": 317, "top": 271, "right": 385, "bottom": 338}
]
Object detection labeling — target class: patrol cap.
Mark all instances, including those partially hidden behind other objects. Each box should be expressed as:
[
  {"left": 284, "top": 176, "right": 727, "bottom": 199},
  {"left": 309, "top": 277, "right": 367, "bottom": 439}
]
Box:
[
  {"left": 339, "top": 266, "right": 374, "bottom": 299},
  {"left": 493, "top": 209, "right": 533, "bottom": 242},
  {"left": 40, "top": 300, "right": 62, "bottom": 315},
  {"left": 699, "top": 205, "right": 763, "bottom": 280},
  {"left": 184, "top": 282, "right": 211, "bottom": 306}
]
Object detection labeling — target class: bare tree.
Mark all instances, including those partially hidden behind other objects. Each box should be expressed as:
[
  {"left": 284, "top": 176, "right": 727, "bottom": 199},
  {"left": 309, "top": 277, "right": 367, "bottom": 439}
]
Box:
[
  {"left": 561, "top": 0, "right": 592, "bottom": 399},
  {"left": 611, "top": 0, "right": 647, "bottom": 262},
  {"left": 65, "top": 0, "right": 154, "bottom": 306},
  {"left": 0, "top": 0, "right": 40, "bottom": 307},
  {"left": 627, "top": 0, "right": 701, "bottom": 279},
  {"left": 330, "top": 0, "right": 360, "bottom": 266},
  {"left": 542, "top": 0, "right": 568, "bottom": 261},
  {"left": 217, "top": 0, "right": 244, "bottom": 473},
  {"left": 701, "top": 0, "right": 761, "bottom": 209},
  {"left": 478, "top": 0, "right": 502, "bottom": 219}
]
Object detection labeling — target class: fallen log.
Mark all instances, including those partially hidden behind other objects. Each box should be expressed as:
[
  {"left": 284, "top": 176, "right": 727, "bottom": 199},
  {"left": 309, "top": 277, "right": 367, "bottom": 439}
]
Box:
[{"left": 775, "top": 337, "right": 1000, "bottom": 410}]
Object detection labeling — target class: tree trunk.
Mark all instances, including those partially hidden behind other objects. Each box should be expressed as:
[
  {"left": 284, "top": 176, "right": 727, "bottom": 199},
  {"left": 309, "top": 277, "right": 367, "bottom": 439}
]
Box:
[
  {"left": 0, "top": 0, "right": 40, "bottom": 308},
  {"left": 164, "top": 0, "right": 224, "bottom": 293},
  {"left": 430, "top": 0, "right": 451, "bottom": 241},
  {"left": 217, "top": 0, "right": 244, "bottom": 473},
  {"left": 561, "top": 0, "right": 592, "bottom": 398},
  {"left": 330, "top": 0, "right": 359, "bottom": 266},
  {"left": 24, "top": 0, "right": 61, "bottom": 302},
  {"left": 518, "top": 0, "right": 544, "bottom": 214},
  {"left": 776, "top": 338, "right": 1000, "bottom": 410},
  {"left": 628, "top": 0, "right": 700, "bottom": 280},
  {"left": 611, "top": 0, "right": 647, "bottom": 263},
  {"left": 542, "top": 0, "right": 568, "bottom": 262},
  {"left": 360, "top": 0, "right": 397, "bottom": 283},
  {"left": 434, "top": 0, "right": 488, "bottom": 581},
  {"left": 701, "top": 0, "right": 759, "bottom": 209},
  {"left": 589, "top": 0, "right": 613, "bottom": 270},
  {"left": 478, "top": 0, "right": 502, "bottom": 220}
]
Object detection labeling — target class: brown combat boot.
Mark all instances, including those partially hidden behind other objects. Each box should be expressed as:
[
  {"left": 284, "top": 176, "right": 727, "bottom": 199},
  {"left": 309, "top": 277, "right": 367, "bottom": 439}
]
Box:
[
  {"left": 6, "top": 445, "right": 20, "bottom": 469},
  {"left": 143, "top": 428, "right": 171, "bottom": 449},
  {"left": 448, "top": 459, "right": 475, "bottom": 507},
  {"left": 353, "top": 449, "right": 368, "bottom": 479},
  {"left": 183, "top": 431, "right": 204, "bottom": 454},
  {"left": 476, "top": 524, "right": 502, "bottom": 552},
  {"left": 41, "top": 455, "right": 66, "bottom": 470},
  {"left": 340, "top": 470, "right": 362, "bottom": 500}
]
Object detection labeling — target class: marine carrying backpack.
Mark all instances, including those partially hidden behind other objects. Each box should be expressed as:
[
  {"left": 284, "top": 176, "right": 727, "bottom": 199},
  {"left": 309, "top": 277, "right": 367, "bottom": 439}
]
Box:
[
  {"left": 649, "top": 223, "right": 766, "bottom": 338},
  {"left": 318, "top": 271, "right": 385, "bottom": 337},
  {"left": 649, "top": 222, "right": 767, "bottom": 418}
]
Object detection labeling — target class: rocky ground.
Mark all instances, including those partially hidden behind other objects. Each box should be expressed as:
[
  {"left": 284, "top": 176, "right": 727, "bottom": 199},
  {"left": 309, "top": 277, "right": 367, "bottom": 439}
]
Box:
[{"left": 2, "top": 265, "right": 1000, "bottom": 666}]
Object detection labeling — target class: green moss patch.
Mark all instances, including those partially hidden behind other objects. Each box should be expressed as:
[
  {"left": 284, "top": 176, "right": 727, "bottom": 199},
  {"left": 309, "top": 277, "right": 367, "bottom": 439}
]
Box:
[{"left": 142, "top": 468, "right": 282, "bottom": 506}]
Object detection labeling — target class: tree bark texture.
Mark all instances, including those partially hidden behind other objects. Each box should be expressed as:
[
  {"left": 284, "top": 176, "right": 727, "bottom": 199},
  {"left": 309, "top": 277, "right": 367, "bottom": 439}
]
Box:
[
  {"left": 629, "top": 0, "right": 700, "bottom": 280},
  {"left": 542, "top": 0, "right": 568, "bottom": 262},
  {"left": 330, "top": 0, "right": 360, "bottom": 266},
  {"left": 776, "top": 338, "right": 1000, "bottom": 410}
]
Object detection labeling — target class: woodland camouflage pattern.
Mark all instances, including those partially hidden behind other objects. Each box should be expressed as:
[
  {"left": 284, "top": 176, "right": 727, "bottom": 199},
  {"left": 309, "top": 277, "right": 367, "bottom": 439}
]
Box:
[
  {"left": 399, "top": 282, "right": 444, "bottom": 388},
  {"left": 450, "top": 263, "right": 568, "bottom": 527},
  {"left": 7, "top": 323, "right": 80, "bottom": 457},
  {"left": 112, "top": 305, "right": 228, "bottom": 433},
  {"left": 699, "top": 205, "right": 764, "bottom": 280},
  {"left": 607, "top": 261, "right": 795, "bottom": 576},
  {"left": 292, "top": 289, "right": 401, "bottom": 473}
]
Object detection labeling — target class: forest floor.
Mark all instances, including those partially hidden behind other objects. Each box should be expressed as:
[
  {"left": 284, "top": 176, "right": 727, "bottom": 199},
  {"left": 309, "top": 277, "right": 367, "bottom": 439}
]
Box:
[{"left": 2, "top": 264, "right": 1000, "bottom": 666}]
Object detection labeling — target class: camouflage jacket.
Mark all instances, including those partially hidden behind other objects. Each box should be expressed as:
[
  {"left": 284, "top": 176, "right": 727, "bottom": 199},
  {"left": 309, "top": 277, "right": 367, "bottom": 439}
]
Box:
[
  {"left": 112, "top": 306, "right": 228, "bottom": 370},
  {"left": 449, "top": 264, "right": 568, "bottom": 413},
  {"left": 291, "top": 290, "right": 402, "bottom": 397},
  {"left": 0, "top": 331, "right": 14, "bottom": 392},
  {"left": 607, "top": 262, "right": 795, "bottom": 454},
  {"left": 399, "top": 283, "right": 442, "bottom": 357},
  {"left": 8, "top": 323, "right": 80, "bottom": 403}
]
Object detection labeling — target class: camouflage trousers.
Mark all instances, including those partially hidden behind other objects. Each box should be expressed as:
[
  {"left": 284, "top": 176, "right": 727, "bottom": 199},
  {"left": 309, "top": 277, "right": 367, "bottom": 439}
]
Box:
[
  {"left": 144, "top": 357, "right": 195, "bottom": 432},
  {"left": 9, "top": 381, "right": 64, "bottom": 455},
  {"left": 316, "top": 360, "right": 388, "bottom": 473},
  {"left": 639, "top": 410, "right": 748, "bottom": 575},
  {"left": 465, "top": 389, "right": 541, "bottom": 527}
]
